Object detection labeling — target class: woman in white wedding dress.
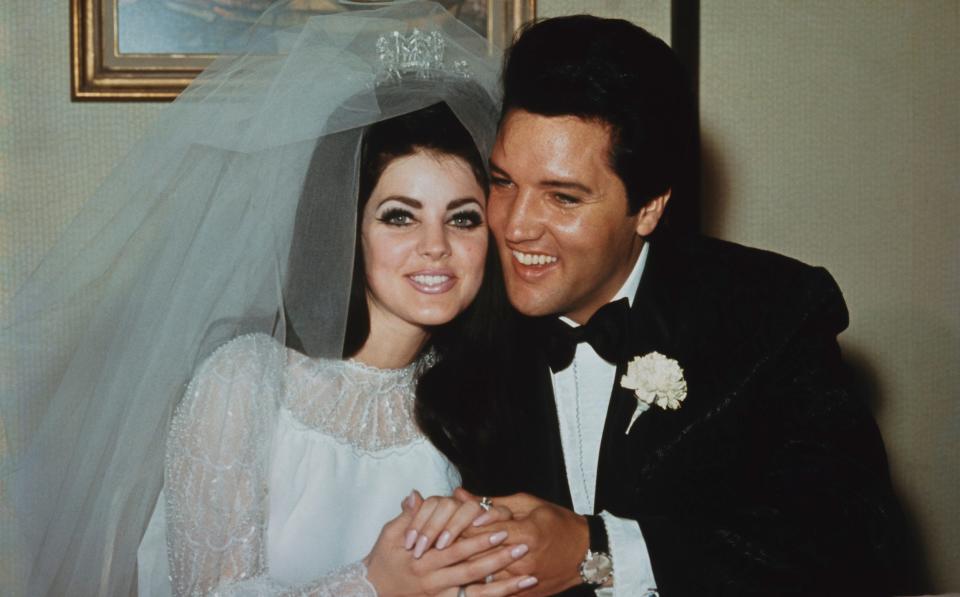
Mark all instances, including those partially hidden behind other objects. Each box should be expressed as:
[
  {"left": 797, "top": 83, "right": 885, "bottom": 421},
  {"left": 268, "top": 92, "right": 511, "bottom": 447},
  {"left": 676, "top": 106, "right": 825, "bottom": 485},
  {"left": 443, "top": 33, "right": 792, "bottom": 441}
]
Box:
[
  {"left": 1, "top": 3, "right": 527, "bottom": 596},
  {"left": 137, "top": 98, "right": 531, "bottom": 596}
]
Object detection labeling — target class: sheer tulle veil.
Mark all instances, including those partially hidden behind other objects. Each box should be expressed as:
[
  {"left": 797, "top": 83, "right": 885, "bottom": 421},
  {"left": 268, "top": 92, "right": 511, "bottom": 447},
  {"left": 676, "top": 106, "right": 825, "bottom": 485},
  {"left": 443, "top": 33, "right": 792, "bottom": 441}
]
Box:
[{"left": 0, "top": 2, "right": 500, "bottom": 594}]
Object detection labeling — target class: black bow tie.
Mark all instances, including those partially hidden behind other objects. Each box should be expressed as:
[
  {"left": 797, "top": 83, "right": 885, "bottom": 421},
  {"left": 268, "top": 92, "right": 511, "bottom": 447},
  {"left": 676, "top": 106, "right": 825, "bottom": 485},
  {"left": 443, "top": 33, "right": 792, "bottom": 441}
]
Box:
[{"left": 542, "top": 298, "right": 631, "bottom": 373}]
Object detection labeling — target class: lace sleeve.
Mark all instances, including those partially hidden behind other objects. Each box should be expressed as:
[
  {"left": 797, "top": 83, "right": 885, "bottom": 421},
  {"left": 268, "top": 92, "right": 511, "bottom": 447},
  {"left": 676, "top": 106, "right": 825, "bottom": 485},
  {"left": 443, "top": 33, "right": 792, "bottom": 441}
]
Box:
[
  {"left": 207, "top": 562, "right": 375, "bottom": 597},
  {"left": 164, "top": 334, "right": 377, "bottom": 597}
]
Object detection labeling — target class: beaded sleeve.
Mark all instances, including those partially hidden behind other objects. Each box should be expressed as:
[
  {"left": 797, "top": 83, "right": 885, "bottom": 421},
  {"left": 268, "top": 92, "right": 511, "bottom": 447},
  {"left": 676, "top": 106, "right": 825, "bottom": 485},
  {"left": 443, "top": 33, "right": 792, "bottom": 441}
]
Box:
[{"left": 164, "top": 334, "right": 377, "bottom": 597}]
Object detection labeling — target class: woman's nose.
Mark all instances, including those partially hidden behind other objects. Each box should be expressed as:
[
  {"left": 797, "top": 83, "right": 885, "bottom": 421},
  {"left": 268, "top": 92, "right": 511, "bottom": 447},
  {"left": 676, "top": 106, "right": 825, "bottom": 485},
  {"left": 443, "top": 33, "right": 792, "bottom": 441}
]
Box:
[{"left": 417, "top": 221, "right": 452, "bottom": 259}]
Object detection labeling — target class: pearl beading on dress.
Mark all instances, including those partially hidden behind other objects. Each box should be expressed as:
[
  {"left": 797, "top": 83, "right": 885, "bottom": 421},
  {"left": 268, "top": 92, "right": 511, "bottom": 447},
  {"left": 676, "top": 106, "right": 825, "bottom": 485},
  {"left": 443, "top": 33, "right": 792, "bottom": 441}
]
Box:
[
  {"left": 283, "top": 353, "right": 423, "bottom": 454},
  {"left": 163, "top": 334, "right": 432, "bottom": 596}
]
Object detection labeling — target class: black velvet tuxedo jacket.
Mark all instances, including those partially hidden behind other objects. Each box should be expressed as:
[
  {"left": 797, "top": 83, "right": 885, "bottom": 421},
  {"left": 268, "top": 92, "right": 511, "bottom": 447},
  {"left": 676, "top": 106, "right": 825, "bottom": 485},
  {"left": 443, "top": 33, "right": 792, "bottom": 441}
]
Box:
[{"left": 461, "top": 235, "right": 908, "bottom": 596}]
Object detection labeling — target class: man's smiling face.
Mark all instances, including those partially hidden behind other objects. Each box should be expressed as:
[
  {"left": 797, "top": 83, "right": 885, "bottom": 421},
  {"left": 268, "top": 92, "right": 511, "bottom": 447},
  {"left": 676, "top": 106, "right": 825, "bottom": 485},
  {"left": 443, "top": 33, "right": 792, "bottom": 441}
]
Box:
[{"left": 487, "top": 109, "right": 667, "bottom": 324}]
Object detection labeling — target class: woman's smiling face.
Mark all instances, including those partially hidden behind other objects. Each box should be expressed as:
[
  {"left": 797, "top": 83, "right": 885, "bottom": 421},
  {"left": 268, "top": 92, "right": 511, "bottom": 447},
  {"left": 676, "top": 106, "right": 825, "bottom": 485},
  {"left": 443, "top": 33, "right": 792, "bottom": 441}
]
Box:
[{"left": 361, "top": 150, "right": 488, "bottom": 333}]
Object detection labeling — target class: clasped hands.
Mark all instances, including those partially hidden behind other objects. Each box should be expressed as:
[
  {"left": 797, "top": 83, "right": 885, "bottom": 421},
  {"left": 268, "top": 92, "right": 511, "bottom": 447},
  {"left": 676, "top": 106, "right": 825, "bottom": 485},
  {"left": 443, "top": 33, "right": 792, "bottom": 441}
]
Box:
[{"left": 365, "top": 488, "right": 588, "bottom": 597}]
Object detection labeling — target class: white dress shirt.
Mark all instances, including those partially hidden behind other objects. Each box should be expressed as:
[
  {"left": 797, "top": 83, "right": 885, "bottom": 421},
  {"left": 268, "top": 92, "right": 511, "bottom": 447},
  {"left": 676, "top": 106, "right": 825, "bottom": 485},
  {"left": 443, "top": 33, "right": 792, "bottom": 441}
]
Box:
[{"left": 551, "top": 242, "right": 658, "bottom": 597}]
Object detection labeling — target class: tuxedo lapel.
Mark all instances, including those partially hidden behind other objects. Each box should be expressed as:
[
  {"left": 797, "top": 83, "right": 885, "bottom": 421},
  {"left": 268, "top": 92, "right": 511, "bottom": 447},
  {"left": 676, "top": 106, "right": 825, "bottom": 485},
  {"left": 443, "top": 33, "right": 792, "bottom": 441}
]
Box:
[
  {"left": 593, "top": 239, "right": 720, "bottom": 514},
  {"left": 521, "top": 238, "right": 726, "bottom": 515},
  {"left": 593, "top": 243, "right": 670, "bottom": 512}
]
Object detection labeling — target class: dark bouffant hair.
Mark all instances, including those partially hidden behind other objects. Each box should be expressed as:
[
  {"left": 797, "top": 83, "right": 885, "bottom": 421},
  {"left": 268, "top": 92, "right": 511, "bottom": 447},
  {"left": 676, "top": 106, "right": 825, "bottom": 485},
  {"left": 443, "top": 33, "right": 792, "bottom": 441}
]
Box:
[
  {"left": 501, "top": 15, "right": 697, "bottom": 216},
  {"left": 343, "top": 102, "right": 515, "bottom": 474},
  {"left": 285, "top": 77, "right": 499, "bottom": 361},
  {"left": 341, "top": 101, "right": 493, "bottom": 358}
]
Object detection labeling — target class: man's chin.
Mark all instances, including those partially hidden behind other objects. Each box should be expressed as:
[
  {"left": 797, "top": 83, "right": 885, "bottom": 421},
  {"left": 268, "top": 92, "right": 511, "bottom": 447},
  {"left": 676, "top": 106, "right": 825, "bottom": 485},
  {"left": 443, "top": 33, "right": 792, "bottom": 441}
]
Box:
[{"left": 505, "top": 288, "right": 563, "bottom": 318}]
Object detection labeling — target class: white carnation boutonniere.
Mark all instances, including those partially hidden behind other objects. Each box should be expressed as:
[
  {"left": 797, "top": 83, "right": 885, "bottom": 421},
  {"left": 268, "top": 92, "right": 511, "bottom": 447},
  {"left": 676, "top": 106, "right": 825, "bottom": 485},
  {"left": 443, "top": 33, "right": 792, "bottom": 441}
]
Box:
[{"left": 619, "top": 351, "right": 688, "bottom": 434}]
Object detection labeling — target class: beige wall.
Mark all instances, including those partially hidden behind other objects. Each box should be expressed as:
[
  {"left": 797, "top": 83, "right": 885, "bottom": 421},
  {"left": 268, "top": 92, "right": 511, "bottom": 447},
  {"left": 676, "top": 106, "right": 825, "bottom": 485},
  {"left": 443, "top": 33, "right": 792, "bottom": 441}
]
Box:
[
  {"left": 699, "top": 1, "right": 959, "bottom": 590},
  {"left": 0, "top": 4, "right": 165, "bottom": 304},
  {"left": 543, "top": 0, "right": 960, "bottom": 590},
  {"left": 539, "top": 0, "right": 672, "bottom": 42},
  {"left": 3, "top": 0, "right": 957, "bottom": 592},
  {"left": 1, "top": 4, "right": 164, "bottom": 589}
]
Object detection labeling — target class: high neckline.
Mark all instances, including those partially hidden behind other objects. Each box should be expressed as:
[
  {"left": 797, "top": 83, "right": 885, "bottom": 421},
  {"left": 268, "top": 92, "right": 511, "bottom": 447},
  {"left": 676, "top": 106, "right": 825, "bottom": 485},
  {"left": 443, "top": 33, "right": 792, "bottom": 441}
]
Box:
[
  {"left": 343, "top": 349, "right": 436, "bottom": 379},
  {"left": 343, "top": 356, "right": 419, "bottom": 379}
]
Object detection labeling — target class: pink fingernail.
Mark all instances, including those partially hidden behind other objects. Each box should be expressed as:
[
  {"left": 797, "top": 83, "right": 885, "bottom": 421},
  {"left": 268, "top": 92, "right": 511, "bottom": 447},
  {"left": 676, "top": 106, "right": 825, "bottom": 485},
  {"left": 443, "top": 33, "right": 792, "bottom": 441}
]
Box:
[
  {"left": 404, "top": 529, "right": 418, "bottom": 550},
  {"left": 472, "top": 512, "right": 492, "bottom": 527},
  {"left": 406, "top": 491, "right": 416, "bottom": 509},
  {"left": 436, "top": 530, "right": 451, "bottom": 550},
  {"left": 510, "top": 544, "right": 528, "bottom": 558},
  {"left": 489, "top": 530, "right": 508, "bottom": 545},
  {"left": 413, "top": 534, "right": 429, "bottom": 559},
  {"left": 518, "top": 577, "right": 538, "bottom": 589}
]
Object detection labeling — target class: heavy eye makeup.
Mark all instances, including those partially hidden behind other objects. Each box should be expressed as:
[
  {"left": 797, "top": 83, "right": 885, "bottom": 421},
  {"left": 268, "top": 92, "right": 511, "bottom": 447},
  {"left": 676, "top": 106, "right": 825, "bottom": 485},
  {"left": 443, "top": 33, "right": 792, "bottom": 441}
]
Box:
[
  {"left": 377, "top": 207, "right": 416, "bottom": 226},
  {"left": 447, "top": 208, "right": 484, "bottom": 229}
]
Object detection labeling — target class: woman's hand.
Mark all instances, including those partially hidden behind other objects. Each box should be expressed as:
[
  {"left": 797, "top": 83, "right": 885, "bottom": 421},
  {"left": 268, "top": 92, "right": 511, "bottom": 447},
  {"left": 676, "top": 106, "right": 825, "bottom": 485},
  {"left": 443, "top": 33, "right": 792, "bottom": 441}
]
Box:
[
  {"left": 364, "top": 492, "right": 536, "bottom": 597},
  {"left": 404, "top": 490, "right": 514, "bottom": 558}
]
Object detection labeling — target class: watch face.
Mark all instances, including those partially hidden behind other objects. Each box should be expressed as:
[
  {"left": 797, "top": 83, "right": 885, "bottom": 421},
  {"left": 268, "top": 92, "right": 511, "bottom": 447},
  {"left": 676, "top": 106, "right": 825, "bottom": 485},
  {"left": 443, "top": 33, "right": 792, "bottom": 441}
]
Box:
[{"left": 582, "top": 552, "right": 613, "bottom": 583}]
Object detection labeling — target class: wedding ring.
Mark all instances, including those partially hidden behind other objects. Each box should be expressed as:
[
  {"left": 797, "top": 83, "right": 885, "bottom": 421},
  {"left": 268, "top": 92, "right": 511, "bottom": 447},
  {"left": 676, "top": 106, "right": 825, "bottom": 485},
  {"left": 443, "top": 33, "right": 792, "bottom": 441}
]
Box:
[
  {"left": 479, "top": 496, "right": 493, "bottom": 512},
  {"left": 457, "top": 587, "right": 468, "bottom": 597},
  {"left": 485, "top": 574, "right": 495, "bottom": 584}
]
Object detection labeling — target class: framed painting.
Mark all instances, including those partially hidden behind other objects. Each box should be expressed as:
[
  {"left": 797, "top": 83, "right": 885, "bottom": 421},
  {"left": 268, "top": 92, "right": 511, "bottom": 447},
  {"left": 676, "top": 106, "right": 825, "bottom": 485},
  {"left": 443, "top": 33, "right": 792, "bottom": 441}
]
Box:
[{"left": 71, "top": 0, "right": 537, "bottom": 101}]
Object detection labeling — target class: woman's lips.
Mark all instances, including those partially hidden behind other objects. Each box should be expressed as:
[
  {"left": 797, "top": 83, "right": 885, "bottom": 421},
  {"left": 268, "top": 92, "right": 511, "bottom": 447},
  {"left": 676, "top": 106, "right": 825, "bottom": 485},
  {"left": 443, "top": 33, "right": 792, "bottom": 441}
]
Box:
[{"left": 406, "top": 272, "right": 457, "bottom": 294}]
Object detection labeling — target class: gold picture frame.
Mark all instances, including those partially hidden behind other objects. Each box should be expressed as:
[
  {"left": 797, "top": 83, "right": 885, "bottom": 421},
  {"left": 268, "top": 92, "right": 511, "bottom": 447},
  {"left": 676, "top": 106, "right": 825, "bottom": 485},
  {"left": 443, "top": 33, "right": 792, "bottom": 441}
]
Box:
[{"left": 71, "top": 0, "right": 536, "bottom": 101}]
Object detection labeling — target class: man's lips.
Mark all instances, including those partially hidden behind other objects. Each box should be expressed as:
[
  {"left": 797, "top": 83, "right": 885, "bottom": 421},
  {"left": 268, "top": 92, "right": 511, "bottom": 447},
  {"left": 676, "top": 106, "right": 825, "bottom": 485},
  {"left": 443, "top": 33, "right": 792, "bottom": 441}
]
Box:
[
  {"left": 511, "top": 249, "right": 558, "bottom": 266},
  {"left": 508, "top": 249, "right": 559, "bottom": 282},
  {"left": 406, "top": 271, "right": 456, "bottom": 294}
]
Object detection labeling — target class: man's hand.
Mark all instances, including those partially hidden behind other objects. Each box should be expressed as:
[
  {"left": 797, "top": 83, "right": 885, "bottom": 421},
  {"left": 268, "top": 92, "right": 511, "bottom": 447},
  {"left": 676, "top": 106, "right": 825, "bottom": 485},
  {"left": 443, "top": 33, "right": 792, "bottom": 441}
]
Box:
[{"left": 455, "top": 489, "right": 589, "bottom": 597}]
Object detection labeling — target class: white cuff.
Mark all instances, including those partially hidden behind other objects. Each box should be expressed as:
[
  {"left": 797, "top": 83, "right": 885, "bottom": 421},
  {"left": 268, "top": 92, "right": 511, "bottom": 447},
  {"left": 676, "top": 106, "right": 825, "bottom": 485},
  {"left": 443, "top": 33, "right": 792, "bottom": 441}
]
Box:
[{"left": 597, "top": 511, "right": 658, "bottom": 597}]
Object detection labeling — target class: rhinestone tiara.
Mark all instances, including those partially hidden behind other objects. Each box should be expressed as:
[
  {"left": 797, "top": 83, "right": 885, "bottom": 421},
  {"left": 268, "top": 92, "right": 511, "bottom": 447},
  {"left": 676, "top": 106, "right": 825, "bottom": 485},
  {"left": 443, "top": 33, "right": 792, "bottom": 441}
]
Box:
[{"left": 376, "top": 29, "right": 470, "bottom": 83}]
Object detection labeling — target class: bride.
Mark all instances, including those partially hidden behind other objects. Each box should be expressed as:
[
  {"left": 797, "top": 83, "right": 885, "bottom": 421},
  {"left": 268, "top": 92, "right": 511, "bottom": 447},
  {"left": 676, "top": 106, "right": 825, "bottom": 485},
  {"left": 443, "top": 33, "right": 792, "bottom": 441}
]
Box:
[
  {"left": 137, "top": 88, "right": 531, "bottom": 597},
  {"left": 2, "top": 3, "right": 529, "bottom": 596}
]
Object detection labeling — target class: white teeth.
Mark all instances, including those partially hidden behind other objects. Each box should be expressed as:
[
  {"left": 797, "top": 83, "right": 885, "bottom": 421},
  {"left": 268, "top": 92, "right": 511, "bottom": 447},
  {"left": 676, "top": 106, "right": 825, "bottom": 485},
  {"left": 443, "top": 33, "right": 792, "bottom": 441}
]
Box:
[
  {"left": 411, "top": 274, "right": 450, "bottom": 286},
  {"left": 512, "top": 250, "right": 558, "bottom": 266}
]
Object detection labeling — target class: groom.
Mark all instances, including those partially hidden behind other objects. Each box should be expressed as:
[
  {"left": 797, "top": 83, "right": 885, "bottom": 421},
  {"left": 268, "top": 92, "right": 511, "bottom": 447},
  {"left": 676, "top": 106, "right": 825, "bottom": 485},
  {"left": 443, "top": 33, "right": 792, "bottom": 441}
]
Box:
[{"left": 456, "top": 14, "right": 909, "bottom": 597}]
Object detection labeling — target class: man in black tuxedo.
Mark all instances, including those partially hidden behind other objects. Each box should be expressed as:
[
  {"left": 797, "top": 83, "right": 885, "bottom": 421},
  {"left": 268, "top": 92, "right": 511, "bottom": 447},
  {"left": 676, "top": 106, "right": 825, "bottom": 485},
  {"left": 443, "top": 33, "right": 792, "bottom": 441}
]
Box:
[{"left": 453, "top": 14, "right": 909, "bottom": 597}]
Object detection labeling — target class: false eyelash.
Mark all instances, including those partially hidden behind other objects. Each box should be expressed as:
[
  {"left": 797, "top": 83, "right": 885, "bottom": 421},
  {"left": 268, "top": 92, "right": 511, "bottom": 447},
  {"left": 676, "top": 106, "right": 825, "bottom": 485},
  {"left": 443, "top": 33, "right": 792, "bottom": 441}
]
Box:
[
  {"left": 378, "top": 207, "right": 415, "bottom": 225},
  {"left": 450, "top": 210, "right": 483, "bottom": 227}
]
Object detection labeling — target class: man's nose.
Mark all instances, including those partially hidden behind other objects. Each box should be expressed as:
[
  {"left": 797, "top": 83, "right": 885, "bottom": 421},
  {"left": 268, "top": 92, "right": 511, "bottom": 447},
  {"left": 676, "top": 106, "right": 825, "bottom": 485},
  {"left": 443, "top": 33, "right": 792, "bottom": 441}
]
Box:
[
  {"left": 417, "top": 221, "right": 452, "bottom": 259},
  {"left": 503, "top": 189, "right": 544, "bottom": 243}
]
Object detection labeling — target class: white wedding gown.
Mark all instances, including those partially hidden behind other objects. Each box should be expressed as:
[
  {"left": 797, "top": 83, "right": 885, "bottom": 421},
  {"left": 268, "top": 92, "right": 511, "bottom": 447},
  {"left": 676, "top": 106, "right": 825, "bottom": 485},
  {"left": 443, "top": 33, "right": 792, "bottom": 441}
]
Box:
[{"left": 137, "top": 334, "right": 460, "bottom": 596}]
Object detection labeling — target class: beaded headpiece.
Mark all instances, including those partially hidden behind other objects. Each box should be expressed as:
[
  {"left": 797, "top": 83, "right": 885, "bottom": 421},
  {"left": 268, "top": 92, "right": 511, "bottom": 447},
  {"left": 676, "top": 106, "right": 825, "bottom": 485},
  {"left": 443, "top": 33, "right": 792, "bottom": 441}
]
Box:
[{"left": 376, "top": 29, "right": 471, "bottom": 83}]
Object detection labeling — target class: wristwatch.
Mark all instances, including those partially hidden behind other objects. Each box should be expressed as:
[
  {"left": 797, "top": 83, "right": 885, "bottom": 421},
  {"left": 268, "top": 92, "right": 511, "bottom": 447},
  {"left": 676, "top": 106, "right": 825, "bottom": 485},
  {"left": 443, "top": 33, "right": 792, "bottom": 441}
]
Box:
[{"left": 579, "top": 515, "right": 614, "bottom": 586}]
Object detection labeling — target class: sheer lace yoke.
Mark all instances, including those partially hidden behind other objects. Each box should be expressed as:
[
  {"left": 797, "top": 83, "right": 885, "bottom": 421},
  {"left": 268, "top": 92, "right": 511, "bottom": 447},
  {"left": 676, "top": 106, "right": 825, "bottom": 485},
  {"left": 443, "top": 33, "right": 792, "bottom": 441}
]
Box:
[
  {"left": 282, "top": 350, "right": 427, "bottom": 453},
  {"left": 161, "top": 334, "right": 438, "bottom": 596}
]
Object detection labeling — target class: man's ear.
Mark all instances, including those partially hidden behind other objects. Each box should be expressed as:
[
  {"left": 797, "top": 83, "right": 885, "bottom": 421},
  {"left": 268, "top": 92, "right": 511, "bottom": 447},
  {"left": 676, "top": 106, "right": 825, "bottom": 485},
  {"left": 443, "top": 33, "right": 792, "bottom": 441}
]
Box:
[{"left": 634, "top": 189, "right": 671, "bottom": 237}]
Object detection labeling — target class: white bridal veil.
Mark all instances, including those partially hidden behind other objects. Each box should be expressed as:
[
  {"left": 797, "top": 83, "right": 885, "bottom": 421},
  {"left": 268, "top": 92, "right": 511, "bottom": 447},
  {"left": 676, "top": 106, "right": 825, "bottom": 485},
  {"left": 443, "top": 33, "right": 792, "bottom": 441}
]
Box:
[{"left": 1, "top": 2, "right": 500, "bottom": 594}]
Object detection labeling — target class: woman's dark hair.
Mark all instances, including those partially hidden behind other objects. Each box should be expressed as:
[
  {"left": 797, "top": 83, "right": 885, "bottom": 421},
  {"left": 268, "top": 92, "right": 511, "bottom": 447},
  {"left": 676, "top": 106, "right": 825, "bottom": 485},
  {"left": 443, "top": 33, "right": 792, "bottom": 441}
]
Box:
[
  {"left": 340, "top": 100, "right": 520, "bottom": 482},
  {"left": 501, "top": 15, "right": 697, "bottom": 221},
  {"left": 286, "top": 82, "right": 517, "bottom": 487},
  {"left": 340, "top": 100, "right": 491, "bottom": 357}
]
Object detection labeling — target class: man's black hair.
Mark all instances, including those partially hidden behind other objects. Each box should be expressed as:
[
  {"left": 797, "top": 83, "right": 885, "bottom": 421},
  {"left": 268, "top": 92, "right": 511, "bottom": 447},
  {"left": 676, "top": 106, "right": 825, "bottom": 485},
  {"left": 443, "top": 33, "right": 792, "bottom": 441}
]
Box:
[{"left": 501, "top": 15, "right": 697, "bottom": 217}]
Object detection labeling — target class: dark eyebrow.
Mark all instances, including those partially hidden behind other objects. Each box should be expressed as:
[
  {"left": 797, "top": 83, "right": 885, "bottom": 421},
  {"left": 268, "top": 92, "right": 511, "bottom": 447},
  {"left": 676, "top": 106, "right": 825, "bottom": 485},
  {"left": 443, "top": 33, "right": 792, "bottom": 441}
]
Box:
[
  {"left": 489, "top": 161, "right": 510, "bottom": 178},
  {"left": 376, "top": 196, "right": 422, "bottom": 209},
  {"left": 489, "top": 160, "right": 593, "bottom": 194},
  {"left": 539, "top": 179, "right": 593, "bottom": 194},
  {"left": 448, "top": 197, "right": 483, "bottom": 210}
]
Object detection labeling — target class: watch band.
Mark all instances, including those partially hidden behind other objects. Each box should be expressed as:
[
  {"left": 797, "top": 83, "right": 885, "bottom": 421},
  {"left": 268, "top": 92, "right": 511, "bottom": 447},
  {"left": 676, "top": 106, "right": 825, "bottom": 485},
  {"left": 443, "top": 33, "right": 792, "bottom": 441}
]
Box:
[
  {"left": 585, "top": 514, "right": 610, "bottom": 554},
  {"left": 580, "top": 514, "right": 614, "bottom": 586}
]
